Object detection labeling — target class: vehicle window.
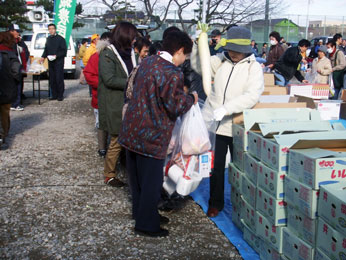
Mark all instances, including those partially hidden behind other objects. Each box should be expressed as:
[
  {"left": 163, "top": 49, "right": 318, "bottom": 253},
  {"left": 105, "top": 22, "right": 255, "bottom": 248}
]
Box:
[
  {"left": 34, "top": 33, "right": 47, "bottom": 49},
  {"left": 22, "top": 35, "right": 32, "bottom": 41},
  {"left": 34, "top": 33, "right": 72, "bottom": 50}
]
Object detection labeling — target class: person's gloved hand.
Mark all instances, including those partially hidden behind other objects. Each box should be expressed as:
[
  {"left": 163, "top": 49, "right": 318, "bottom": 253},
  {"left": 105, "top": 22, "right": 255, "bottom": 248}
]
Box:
[{"left": 213, "top": 107, "right": 227, "bottom": 121}]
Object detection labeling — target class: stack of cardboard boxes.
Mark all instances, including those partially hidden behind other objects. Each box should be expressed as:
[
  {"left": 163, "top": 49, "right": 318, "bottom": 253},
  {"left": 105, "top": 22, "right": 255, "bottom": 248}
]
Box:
[{"left": 229, "top": 105, "right": 346, "bottom": 260}]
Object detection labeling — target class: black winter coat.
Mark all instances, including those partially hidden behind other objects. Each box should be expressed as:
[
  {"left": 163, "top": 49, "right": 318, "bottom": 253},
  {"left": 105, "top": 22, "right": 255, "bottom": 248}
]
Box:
[
  {"left": 42, "top": 34, "right": 67, "bottom": 61},
  {"left": 0, "top": 48, "right": 21, "bottom": 104},
  {"left": 275, "top": 46, "right": 305, "bottom": 82},
  {"left": 181, "top": 59, "right": 207, "bottom": 101}
]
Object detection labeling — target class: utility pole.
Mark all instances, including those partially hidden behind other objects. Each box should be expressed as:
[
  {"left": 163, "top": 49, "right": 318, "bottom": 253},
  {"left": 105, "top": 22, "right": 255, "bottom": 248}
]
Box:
[
  {"left": 264, "top": 0, "right": 269, "bottom": 42},
  {"left": 305, "top": 0, "right": 311, "bottom": 39}
]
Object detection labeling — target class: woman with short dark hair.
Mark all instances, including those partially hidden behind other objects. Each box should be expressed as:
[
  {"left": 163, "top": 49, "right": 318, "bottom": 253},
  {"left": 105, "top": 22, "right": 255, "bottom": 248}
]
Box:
[
  {"left": 118, "top": 31, "right": 198, "bottom": 237},
  {"left": 98, "top": 22, "right": 138, "bottom": 187}
]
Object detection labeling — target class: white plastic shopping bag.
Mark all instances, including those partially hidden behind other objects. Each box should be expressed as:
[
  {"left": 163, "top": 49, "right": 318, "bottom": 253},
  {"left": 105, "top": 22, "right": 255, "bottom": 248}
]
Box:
[{"left": 180, "top": 104, "right": 211, "bottom": 155}]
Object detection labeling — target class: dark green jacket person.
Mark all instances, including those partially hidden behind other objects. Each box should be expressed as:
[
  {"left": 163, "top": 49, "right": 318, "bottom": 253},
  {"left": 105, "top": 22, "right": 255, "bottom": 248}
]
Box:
[{"left": 98, "top": 45, "right": 137, "bottom": 135}]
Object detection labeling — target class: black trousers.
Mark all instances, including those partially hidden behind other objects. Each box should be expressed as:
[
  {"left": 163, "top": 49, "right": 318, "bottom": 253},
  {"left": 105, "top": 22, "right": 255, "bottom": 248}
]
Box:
[
  {"left": 209, "top": 134, "right": 233, "bottom": 211},
  {"left": 48, "top": 59, "right": 65, "bottom": 99},
  {"left": 126, "top": 149, "right": 164, "bottom": 232}
]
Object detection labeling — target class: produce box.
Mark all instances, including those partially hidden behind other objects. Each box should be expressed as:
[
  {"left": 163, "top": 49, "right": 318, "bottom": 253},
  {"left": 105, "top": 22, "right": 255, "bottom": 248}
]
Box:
[
  {"left": 318, "top": 182, "right": 346, "bottom": 236},
  {"left": 314, "top": 248, "right": 331, "bottom": 260},
  {"left": 244, "top": 152, "right": 260, "bottom": 185},
  {"left": 232, "top": 124, "right": 248, "bottom": 151},
  {"left": 241, "top": 196, "right": 257, "bottom": 232},
  {"left": 260, "top": 241, "right": 282, "bottom": 260},
  {"left": 289, "top": 84, "right": 330, "bottom": 99},
  {"left": 256, "top": 211, "right": 285, "bottom": 253},
  {"left": 231, "top": 199, "right": 243, "bottom": 231},
  {"left": 264, "top": 72, "right": 275, "bottom": 86},
  {"left": 316, "top": 217, "right": 346, "bottom": 260},
  {"left": 230, "top": 186, "right": 242, "bottom": 209},
  {"left": 287, "top": 205, "right": 317, "bottom": 246},
  {"left": 242, "top": 220, "right": 261, "bottom": 254},
  {"left": 282, "top": 227, "right": 314, "bottom": 260},
  {"left": 284, "top": 176, "right": 319, "bottom": 219},
  {"left": 258, "top": 162, "right": 286, "bottom": 199},
  {"left": 256, "top": 187, "right": 287, "bottom": 226},
  {"left": 248, "top": 131, "right": 262, "bottom": 160},
  {"left": 262, "top": 86, "right": 288, "bottom": 95},
  {"left": 317, "top": 100, "right": 343, "bottom": 120},
  {"left": 228, "top": 162, "right": 243, "bottom": 190},
  {"left": 233, "top": 144, "right": 245, "bottom": 172},
  {"left": 241, "top": 174, "right": 257, "bottom": 208},
  {"left": 261, "top": 137, "right": 290, "bottom": 173},
  {"left": 289, "top": 148, "right": 346, "bottom": 189}
]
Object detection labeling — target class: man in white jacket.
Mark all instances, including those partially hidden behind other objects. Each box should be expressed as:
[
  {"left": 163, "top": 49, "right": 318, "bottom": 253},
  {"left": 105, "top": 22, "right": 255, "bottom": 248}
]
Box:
[{"left": 192, "top": 26, "right": 264, "bottom": 217}]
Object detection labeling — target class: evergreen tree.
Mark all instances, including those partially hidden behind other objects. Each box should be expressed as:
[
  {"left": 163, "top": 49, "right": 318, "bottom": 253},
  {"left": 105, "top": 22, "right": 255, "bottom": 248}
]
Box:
[{"left": 0, "top": 0, "right": 29, "bottom": 29}]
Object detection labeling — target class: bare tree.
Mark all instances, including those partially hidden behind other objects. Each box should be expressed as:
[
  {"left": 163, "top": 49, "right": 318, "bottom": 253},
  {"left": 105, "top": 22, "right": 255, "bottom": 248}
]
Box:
[
  {"left": 192, "top": 0, "right": 285, "bottom": 32},
  {"left": 99, "top": 0, "right": 120, "bottom": 12},
  {"left": 173, "top": 0, "right": 194, "bottom": 32},
  {"left": 138, "top": 0, "right": 174, "bottom": 32}
]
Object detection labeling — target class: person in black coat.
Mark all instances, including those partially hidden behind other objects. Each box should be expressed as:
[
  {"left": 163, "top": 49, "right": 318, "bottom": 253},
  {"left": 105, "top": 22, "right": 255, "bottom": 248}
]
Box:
[
  {"left": 40, "top": 23, "right": 67, "bottom": 101},
  {"left": 0, "top": 32, "right": 21, "bottom": 148},
  {"left": 274, "top": 39, "right": 311, "bottom": 86}
]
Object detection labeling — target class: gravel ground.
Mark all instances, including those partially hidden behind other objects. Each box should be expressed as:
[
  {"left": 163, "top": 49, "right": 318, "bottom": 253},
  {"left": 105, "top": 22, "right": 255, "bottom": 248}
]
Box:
[{"left": 0, "top": 76, "right": 243, "bottom": 259}]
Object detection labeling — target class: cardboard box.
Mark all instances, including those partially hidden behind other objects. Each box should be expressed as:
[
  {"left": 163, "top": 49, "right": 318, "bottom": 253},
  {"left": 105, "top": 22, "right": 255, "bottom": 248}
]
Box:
[
  {"left": 228, "top": 163, "right": 243, "bottom": 190},
  {"left": 314, "top": 248, "right": 331, "bottom": 260},
  {"left": 258, "top": 121, "right": 332, "bottom": 138},
  {"left": 289, "top": 84, "right": 330, "bottom": 99},
  {"left": 258, "top": 162, "right": 286, "bottom": 199},
  {"left": 241, "top": 196, "right": 257, "bottom": 232},
  {"left": 248, "top": 131, "right": 262, "bottom": 160},
  {"left": 242, "top": 108, "right": 314, "bottom": 132},
  {"left": 318, "top": 182, "right": 346, "bottom": 236},
  {"left": 232, "top": 124, "right": 248, "bottom": 151},
  {"left": 261, "top": 137, "right": 290, "bottom": 173},
  {"left": 233, "top": 104, "right": 309, "bottom": 125},
  {"left": 262, "top": 86, "right": 288, "bottom": 96},
  {"left": 263, "top": 131, "right": 346, "bottom": 176},
  {"left": 264, "top": 72, "right": 275, "bottom": 86},
  {"left": 317, "top": 100, "right": 343, "bottom": 120},
  {"left": 244, "top": 152, "right": 260, "bottom": 185},
  {"left": 242, "top": 220, "right": 261, "bottom": 254},
  {"left": 241, "top": 174, "right": 257, "bottom": 208},
  {"left": 287, "top": 205, "right": 318, "bottom": 246},
  {"left": 282, "top": 227, "right": 314, "bottom": 260},
  {"left": 284, "top": 176, "right": 319, "bottom": 219},
  {"left": 231, "top": 185, "right": 242, "bottom": 209},
  {"left": 256, "top": 187, "right": 287, "bottom": 226},
  {"left": 289, "top": 148, "right": 346, "bottom": 189},
  {"left": 316, "top": 217, "right": 346, "bottom": 260},
  {"left": 233, "top": 144, "right": 245, "bottom": 172},
  {"left": 260, "top": 241, "right": 282, "bottom": 260},
  {"left": 231, "top": 199, "right": 243, "bottom": 231},
  {"left": 256, "top": 211, "right": 284, "bottom": 253}
]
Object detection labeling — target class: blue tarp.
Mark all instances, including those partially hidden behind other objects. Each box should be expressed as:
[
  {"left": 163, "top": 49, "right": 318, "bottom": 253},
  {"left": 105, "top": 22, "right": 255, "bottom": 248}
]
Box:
[{"left": 190, "top": 169, "right": 259, "bottom": 260}]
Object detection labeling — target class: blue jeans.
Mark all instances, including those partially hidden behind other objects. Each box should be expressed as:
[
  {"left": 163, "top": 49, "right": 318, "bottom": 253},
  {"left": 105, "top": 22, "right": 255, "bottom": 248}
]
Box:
[{"left": 274, "top": 72, "right": 289, "bottom": 86}]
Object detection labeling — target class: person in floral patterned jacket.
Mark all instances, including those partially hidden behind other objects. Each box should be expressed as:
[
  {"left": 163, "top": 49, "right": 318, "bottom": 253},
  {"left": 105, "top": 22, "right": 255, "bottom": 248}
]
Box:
[{"left": 118, "top": 31, "right": 198, "bottom": 237}]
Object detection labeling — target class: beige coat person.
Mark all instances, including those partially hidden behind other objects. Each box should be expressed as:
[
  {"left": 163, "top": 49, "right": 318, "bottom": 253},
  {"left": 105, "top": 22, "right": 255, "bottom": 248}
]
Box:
[{"left": 311, "top": 56, "right": 333, "bottom": 84}]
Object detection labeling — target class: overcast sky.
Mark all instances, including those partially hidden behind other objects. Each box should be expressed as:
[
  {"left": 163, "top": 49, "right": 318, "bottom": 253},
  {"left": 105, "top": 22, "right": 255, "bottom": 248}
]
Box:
[
  {"left": 284, "top": 0, "right": 346, "bottom": 17},
  {"left": 80, "top": 0, "right": 346, "bottom": 19}
]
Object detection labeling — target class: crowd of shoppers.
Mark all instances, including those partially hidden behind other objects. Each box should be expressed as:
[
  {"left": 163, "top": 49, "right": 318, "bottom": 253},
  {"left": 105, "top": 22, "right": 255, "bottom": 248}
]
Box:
[{"left": 1, "top": 19, "right": 346, "bottom": 238}]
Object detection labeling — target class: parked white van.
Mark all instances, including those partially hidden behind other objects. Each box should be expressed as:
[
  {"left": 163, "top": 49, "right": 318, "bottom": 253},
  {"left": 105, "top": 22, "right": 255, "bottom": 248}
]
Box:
[{"left": 29, "top": 30, "right": 76, "bottom": 78}]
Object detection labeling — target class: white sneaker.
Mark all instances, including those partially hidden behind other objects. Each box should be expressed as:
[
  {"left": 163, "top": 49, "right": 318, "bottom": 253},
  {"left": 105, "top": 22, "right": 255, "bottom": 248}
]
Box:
[{"left": 10, "top": 106, "right": 24, "bottom": 111}]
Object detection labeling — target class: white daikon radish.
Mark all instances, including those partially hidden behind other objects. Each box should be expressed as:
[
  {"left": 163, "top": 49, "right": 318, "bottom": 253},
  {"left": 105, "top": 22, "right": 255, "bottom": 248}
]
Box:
[{"left": 197, "top": 22, "right": 212, "bottom": 97}]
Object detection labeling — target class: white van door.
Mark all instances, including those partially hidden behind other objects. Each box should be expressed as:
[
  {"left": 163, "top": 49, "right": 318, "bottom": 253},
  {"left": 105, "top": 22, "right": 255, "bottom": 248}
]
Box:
[{"left": 30, "top": 31, "right": 76, "bottom": 78}]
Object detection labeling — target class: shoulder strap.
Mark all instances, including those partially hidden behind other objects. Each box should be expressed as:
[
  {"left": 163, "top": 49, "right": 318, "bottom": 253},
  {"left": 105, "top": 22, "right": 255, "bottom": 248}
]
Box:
[{"left": 126, "top": 65, "right": 140, "bottom": 100}]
